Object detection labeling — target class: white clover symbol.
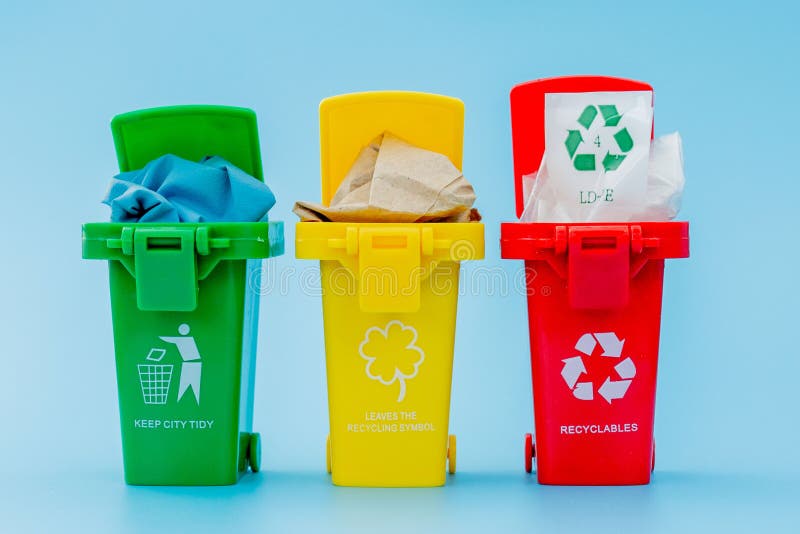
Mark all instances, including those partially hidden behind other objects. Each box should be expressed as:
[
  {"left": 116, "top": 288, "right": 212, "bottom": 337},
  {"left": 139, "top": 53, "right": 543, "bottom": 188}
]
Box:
[{"left": 358, "top": 320, "right": 424, "bottom": 402}]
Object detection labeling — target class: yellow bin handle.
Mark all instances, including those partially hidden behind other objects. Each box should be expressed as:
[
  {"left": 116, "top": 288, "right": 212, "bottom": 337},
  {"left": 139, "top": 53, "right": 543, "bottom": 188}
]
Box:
[{"left": 299, "top": 91, "right": 477, "bottom": 313}]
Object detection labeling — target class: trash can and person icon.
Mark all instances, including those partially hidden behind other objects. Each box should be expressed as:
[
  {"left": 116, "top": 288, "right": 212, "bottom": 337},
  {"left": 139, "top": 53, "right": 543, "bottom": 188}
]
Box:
[{"left": 137, "top": 323, "right": 203, "bottom": 406}]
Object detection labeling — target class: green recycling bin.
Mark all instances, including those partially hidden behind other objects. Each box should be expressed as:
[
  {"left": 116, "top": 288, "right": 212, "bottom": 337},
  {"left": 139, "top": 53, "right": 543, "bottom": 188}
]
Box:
[{"left": 82, "top": 106, "right": 284, "bottom": 485}]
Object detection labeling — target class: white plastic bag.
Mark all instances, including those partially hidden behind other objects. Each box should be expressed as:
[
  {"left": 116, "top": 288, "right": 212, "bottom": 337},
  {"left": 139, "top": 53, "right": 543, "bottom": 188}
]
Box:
[
  {"left": 631, "top": 132, "right": 684, "bottom": 221},
  {"left": 520, "top": 90, "right": 684, "bottom": 222}
]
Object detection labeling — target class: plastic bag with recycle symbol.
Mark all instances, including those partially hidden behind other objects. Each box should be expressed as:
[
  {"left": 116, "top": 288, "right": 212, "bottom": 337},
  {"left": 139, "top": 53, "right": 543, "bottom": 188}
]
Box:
[{"left": 520, "top": 91, "right": 684, "bottom": 222}]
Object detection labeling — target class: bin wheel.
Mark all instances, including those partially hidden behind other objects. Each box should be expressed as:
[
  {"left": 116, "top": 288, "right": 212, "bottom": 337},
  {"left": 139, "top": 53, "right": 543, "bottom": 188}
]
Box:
[
  {"left": 447, "top": 435, "right": 456, "bottom": 475},
  {"left": 326, "top": 434, "right": 332, "bottom": 474},
  {"left": 651, "top": 441, "right": 656, "bottom": 473},
  {"left": 524, "top": 433, "right": 535, "bottom": 473},
  {"left": 249, "top": 433, "right": 262, "bottom": 473}
]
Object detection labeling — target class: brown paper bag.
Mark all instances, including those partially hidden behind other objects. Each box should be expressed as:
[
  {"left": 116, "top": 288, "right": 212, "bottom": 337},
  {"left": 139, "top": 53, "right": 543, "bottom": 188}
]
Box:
[{"left": 293, "top": 132, "right": 480, "bottom": 222}]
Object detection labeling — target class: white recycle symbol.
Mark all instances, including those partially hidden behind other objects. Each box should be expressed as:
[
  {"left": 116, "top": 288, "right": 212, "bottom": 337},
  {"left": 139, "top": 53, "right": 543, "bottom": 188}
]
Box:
[{"left": 561, "top": 332, "right": 636, "bottom": 404}]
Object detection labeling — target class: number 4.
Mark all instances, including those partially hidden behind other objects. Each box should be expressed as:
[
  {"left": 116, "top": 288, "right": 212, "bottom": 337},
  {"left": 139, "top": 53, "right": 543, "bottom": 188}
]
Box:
[{"left": 594, "top": 135, "right": 601, "bottom": 148}]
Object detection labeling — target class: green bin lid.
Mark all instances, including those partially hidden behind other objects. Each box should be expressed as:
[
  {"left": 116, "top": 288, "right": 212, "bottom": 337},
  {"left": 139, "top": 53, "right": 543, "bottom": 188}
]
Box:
[{"left": 111, "top": 105, "right": 264, "bottom": 180}]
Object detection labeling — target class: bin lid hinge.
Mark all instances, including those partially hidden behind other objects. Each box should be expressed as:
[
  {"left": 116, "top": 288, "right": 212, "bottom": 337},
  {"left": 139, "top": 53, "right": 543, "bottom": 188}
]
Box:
[
  {"left": 357, "top": 227, "right": 423, "bottom": 313},
  {"left": 112, "top": 226, "right": 201, "bottom": 312},
  {"left": 567, "top": 225, "right": 631, "bottom": 310}
]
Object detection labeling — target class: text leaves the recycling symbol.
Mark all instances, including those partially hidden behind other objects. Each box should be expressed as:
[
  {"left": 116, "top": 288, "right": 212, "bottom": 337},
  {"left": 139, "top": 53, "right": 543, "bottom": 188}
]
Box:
[{"left": 564, "top": 105, "right": 634, "bottom": 172}]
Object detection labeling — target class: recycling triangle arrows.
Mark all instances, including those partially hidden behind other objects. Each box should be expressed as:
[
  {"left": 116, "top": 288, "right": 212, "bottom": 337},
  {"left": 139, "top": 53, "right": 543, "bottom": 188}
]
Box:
[
  {"left": 560, "top": 332, "right": 636, "bottom": 404},
  {"left": 564, "top": 104, "right": 635, "bottom": 172},
  {"left": 598, "top": 377, "right": 631, "bottom": 403},
  {"left": 560, "top": 356, "right": 586, "bottom": 389},
  {"left": 594, "top": 332, "right": 624, "bottom": 357}
]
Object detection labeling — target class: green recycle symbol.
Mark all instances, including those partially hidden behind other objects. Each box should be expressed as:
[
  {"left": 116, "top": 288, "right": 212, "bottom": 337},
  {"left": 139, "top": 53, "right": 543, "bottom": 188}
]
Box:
[{"left": 564, "top": 105, "right": 634, "bottom": 172}]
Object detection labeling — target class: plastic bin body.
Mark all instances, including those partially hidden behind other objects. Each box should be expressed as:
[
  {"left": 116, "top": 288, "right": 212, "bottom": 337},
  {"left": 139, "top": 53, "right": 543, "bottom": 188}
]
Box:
[
  {"left": 83, "top": 106, "right": 284, "bottom": 485},
  {"left": 501, "top": 77, "right": 689, "bottom": 485},
  {"left": 502, "top": 222, "right": 688, "bottom": 484},
  {"left": 296, "top": 92, "right": 484, "bottom": 487}
]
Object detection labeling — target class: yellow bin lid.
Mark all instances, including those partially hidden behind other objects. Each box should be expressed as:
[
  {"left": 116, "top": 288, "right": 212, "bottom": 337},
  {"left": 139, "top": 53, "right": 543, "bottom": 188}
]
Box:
[{"left": 319, "top": 91, "right": 465, "bottom": 205}]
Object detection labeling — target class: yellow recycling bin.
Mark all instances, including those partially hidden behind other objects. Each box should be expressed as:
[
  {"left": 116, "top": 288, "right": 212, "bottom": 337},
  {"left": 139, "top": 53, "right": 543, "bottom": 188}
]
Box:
[{"left": 296, "top": 91, "right": 484, "bottom": 487}]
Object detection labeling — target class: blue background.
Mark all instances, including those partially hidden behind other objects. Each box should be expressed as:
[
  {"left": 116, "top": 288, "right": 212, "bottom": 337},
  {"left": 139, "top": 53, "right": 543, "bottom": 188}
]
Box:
[{"left": 1, "top": 0, "right": 798, "bottom": 532}]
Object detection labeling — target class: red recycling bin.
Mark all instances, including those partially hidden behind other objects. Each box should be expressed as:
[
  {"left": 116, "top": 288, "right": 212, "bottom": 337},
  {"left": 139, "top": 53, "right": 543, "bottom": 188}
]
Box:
[{"left": 500, "top": 76, "right": 690, "bottom": 485}]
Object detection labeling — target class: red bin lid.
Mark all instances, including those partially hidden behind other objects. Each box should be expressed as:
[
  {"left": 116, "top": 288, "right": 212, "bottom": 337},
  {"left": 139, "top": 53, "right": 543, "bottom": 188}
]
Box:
[{"left": 510, "top": 76, "right": 654, "bottom": 218}]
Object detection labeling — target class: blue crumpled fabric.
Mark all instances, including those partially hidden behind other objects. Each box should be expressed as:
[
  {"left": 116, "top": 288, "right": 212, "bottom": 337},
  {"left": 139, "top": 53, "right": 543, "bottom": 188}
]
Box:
[{"left": 102, "top": 154, "right": 276, "bottom": 222}]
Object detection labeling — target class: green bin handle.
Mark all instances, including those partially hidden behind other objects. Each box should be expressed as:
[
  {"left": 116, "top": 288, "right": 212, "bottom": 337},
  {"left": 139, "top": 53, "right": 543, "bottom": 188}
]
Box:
[{"left": 83, "top": 221, "right": 285, "bottom": 312}]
